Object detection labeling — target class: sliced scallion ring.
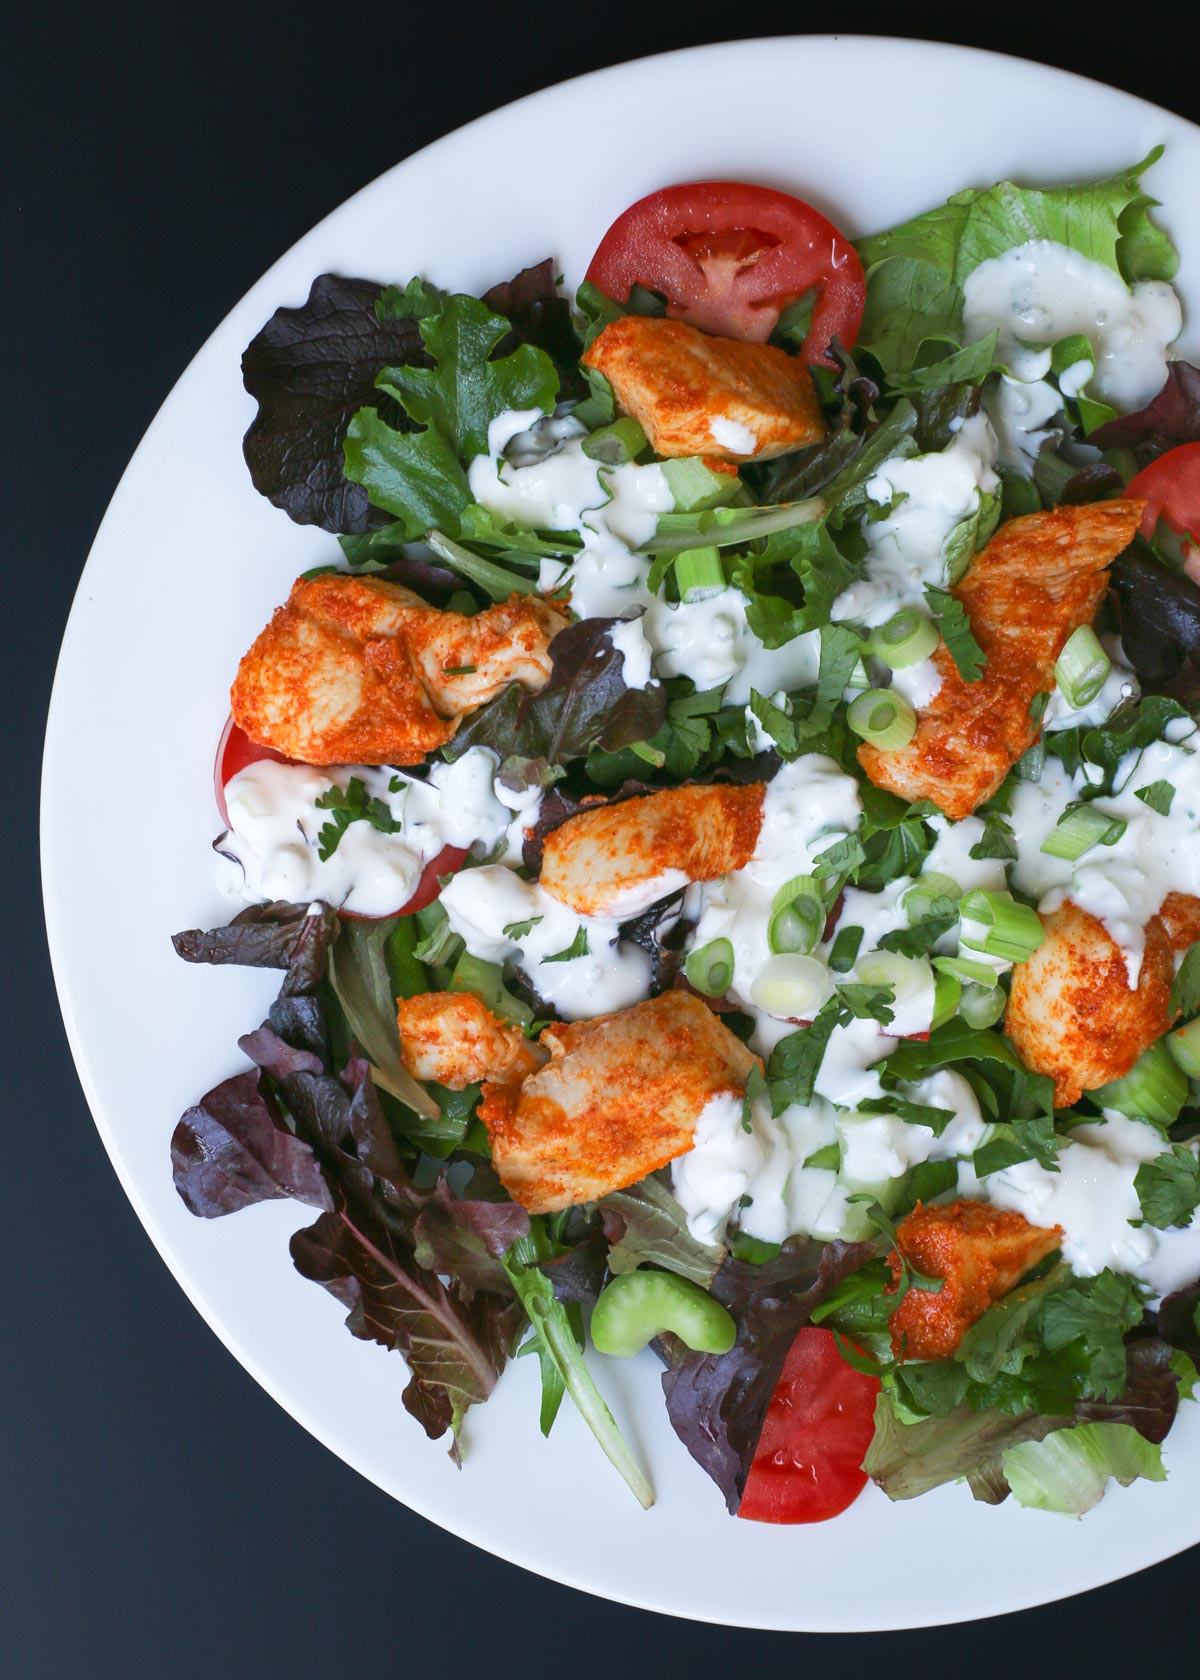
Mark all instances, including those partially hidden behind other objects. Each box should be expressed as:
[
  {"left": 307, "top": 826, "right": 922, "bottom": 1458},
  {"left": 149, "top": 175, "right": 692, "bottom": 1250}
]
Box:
[
  {"left": 902, "top": 872, "right": 961, "bottom": 923},
  {"left": 934, "top": 954, "right": 1004, "bottom": 988},
  {"left": 685, "top": 937, "right": 735, "bottom": 997},
  {"left": 932, "top": 968, "right": 962, "bottom": 1029},
  {"left": 1094, "top": 1041, "right": 1188, "bottom": 1129},
  {"left": 847, "top": 689, "right": 917, "bottom": 752},
  {"left": 959, "top": 981, "right": 1007, "bottom": 1029},
  {"left": 1054, "top": 624, "right": 1110, "bottom": 709},
  {"left": 674, "top": 544, "right": 725, "bottom": 601},
  {"left": 958, "top": 890, "right": 1045, "bottom": 964},
  {"left": 855, "top": 951, "right": 933, "bottom": 1006},
  {"left": 768, "top": 875, "right": 825, "bottom": 955},
  {"left": 1167, "top": 1018, "right": 1200, "bottom": 1079},
  {"left": 1040, "top": 803, "right": 1127, "bottom": 861},
  {"left": 749, "top": 955, "right": 834, "bottom": 1020},
  {"left": 870, "top": 608, "right": 939, "bottom": 670}
]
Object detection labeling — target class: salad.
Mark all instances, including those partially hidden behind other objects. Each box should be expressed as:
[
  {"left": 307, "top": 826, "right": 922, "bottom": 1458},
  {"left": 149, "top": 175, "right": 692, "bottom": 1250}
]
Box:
[{"left": 173, "top": 154, "right": 1200, "bottom": 1523}]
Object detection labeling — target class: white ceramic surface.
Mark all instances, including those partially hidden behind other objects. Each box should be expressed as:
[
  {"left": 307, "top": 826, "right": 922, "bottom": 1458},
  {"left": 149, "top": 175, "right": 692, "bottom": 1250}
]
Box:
[{"left": 42, "top": 36, "right": 1200, "bottom": 1629}]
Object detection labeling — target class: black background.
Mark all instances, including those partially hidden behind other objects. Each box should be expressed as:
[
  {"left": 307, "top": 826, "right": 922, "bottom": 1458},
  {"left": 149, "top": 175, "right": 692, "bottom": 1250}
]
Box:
[{"left": 9, "top": 6, "right": 1197, "bottom": 1674}]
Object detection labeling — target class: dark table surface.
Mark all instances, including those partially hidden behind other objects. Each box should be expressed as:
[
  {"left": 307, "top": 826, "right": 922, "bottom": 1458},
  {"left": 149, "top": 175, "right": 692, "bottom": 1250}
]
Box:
[{"left": 9, "top": 7, "right": 1197, "bottom": 1674}]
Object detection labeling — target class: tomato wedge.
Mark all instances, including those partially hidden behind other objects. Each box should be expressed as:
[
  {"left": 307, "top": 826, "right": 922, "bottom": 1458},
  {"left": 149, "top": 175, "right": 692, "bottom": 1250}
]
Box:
[
  {"left": 737, "top": 1326, "right": 880, "bottom": 1524},
  {"left": 1129, "top": 443, "right": 1200, "bottom": 543},
  {"left": 213, "top": 716, "right": 468, "bottom": 918},
  {"left": 585, "top": 181, "right": 864, "bottom": 365}
]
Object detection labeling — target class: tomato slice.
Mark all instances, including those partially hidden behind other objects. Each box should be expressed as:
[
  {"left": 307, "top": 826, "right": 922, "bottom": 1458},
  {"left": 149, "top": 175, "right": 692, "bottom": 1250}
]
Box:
[
  {"left": 214, "top": 716, "right": 468, "bottom": 919},
  {"left": 737, "top": 1326, "right": 880, "bottom": 1524},
  {"left": 1129, "top": 440, "right": 1200, "bottom": 553},
  {"left": 214, "top": 717, "right": 290, "bottom": 827},
  {"left": 585, "top": 181, "right": 864, "bottom": 365}
]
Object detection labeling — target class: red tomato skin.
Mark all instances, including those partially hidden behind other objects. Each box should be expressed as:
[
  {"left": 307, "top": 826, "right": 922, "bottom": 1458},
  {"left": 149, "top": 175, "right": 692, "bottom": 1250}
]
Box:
[
  {"left": 585, "top": 181, "right": 864, "bottom": 366},
  {"left": 213, "top": 717, "right": 468, "bottom": 920},
  {"left": 1128, "top": 443, "right": 1200, "bottom": 541},
  {"left": 737, "top": 1327, "right": 880, "bottom": 1524}
]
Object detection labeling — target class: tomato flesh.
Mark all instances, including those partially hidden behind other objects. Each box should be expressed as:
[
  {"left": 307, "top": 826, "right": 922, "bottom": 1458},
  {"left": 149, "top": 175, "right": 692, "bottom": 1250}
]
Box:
[
  {"left": 213, "top": 716, "right": 468, "bottom": 919},
  {"left": 738, "top": 1327, "right": 880, "bottom": 1524},
  {"left": 586, "top": 181, "right": 864, "bottom": 365},
  {"left": 1129, "top": 443, "right": 1200, "bottom": 548}
]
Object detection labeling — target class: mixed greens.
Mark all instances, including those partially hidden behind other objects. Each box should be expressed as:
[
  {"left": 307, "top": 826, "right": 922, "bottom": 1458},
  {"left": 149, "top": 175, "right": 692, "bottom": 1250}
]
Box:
[{"left": 175, "top": 152, "right": 1200, "bottom": 1522}]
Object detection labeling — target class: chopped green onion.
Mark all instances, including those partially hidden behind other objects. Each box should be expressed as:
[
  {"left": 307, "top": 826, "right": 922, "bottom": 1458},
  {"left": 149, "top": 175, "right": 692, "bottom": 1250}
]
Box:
[
  {"left": 1040, "top": 803, "right": 1128, "bottom": 861},
  {"left": 674, "top": 545, "right": 725, "bottom": 601},
  {"left": 847, "top": 689, "right": 917, "bottom": 752},
  {"left": 1054, "top": 624, "right": 1110, "bottom": 709},
  {"left": 960, "top": 981, "right": 1007, "bottom": 1029},
  {"left": 856, "top": 951, "right": 933, "bottom": 1007},
  {"left": 1095, "top": 1041, "right": 1188, "bottom": 1129},
  {"left": 749, "top": 955, "right": 834, "bottom": 1019},
  {"left": 934, "top": 954, "right": 1003, "bottom": 987},
  {"left": 903, "top": 873, "right": 962, "bottom": 923},
  {"left": 870, "top": 608, "right": 939, "bottom": 670},
  {"left": 828, "top": 924, "right": 865, "bottom": 973},
  {"left": 846, "top": 657, "right": 871, "bottom": 692},
  {"left": 932, "top": 968, "right": 962, "bottom": 1029},
  {"left": 581, "top": 417, "right": 647, "bottom": 464},
  {"left": 958, "top": 890, "right": 1045, "bottom": 964},
  {"left": 686, "top": 938, "right": 736, "bottom": 997},
  {"left": 1167, "top": 1018, "right": 1200, "bottom": 1079},
  {"left": 768, "top": 875, "right": 825, "bottom": 955},
  {"left": 660, "top": 455, "right": 741, "bottom": 512}
]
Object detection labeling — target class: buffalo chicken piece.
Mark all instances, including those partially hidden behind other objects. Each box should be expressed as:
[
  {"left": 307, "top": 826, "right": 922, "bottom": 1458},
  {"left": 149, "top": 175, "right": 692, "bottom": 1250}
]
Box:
[
  {"left": 581, "top": 315, "right": 825, "bottom": 462},
  {"left": 396, "top": 992, "right": 547, "bottom": 1090},
  {"left": 480, "top": 991, "right": 758, "bottom": 1213},
  {"left": 858, "top": 501, "right": 1144, "bottom": 821},
  {"left": 1005, "top": 900, "right": 1175, "bottom": 1107},
  {"left": 231, "top": 573, "right": 566, "bottom": 766},
  {"left": 539, "top": 782, "right": 766, "bottom": 918},
  {"left": 888, "top": 1200, "right": 1063, "bottom": 1361},
  {"left": 1158, "top": 891, "right": 1200, "bottom": 952}
]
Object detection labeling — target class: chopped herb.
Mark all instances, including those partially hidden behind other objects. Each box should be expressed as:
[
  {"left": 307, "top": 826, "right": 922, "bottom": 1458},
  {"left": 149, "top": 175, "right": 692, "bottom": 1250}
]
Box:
[
  {"left": 1135, "top": 1146, "right": 1200, "bottom": 1230},
  {"left": 1136, "top": 780, "right": 1176, "bottom": 815},
  {"left": 1170, "top": 942, "right": 1200, "bottom": 1019},
  {"left": 442, "top": 663, "right": 477, "bottom": 676},
  {"left": 924, "top": 584, "right": 985, "bottom": 681},
  {"left": 541, "top": 927, "right": 590, "bottom": 964},
  {"left": 503, "top": 916, "right": 543, "bottom": 940},
  {"left": 314, "top": 777, "right": 403, "bottom": 861},
  {"left": 858, "top": 1094, "right": 956, "bottom": 1134},
  {"left": 803, "top": 1143, "right": 842, "bottom": 1171}
]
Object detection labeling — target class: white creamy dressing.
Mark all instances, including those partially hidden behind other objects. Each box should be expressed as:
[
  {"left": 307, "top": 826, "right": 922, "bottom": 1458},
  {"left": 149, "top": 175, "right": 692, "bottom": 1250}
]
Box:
[
  {"left": 962, "top": 239, "right": 1181, "bottom": 411},
  {"left": 643, "top": 588, "right": 821, "bottom": 705},
  {"left": 960, "top": 1114, "right": 1200, "bottom": 1299},
  {"left": 923, "top": 813, "right": 1009, "bottom": 894},
  {"left": 889, "top": 656, "right": 944, "bottom": 711},
  {"left": 438, "top": 863, "right": 651, "bottom": 1020},
  {"left": 709, "top": 415, "right": 758, "bottom": 454},
  {"left": 1009, "top": 727, "right": 1200, "bottom": 984},
  {"left": 831, "top": 412, "right": 1000, "bottom": 629},
  {"left": 686, "top": 754, "right": 863, "bottom": 1014},
  {"left": 984, "top": 375, "right": 1065, "bottom": 473},
  {"left": 217, "top": 748, "right": 509, "bottom": 917},
  {"left": 604, "top": 616, "right": 654, "bottom": 689}
]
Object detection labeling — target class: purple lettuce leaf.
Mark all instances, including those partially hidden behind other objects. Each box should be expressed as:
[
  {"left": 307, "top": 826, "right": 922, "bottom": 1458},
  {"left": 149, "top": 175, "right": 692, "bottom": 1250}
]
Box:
[
  {"left": 482, "top": 260, "right": 586, "bottom": 401},
  {"left": 445, "top": 617, "right": 667, "bottom": 770},
  {"left": 290, "top": 1204, "right": 524, "bottom": 1445},
  {"left": 1074, "top": 1335, "right": 1180, "bottom": 1444},
  {"left": 660, "top": 1237, "right": 874, "bottom": 1512},
  {"left": 536, "top": 1229, "right": 610, "bottom": 1307},
  {"left": 1157, "top": 1278, "right": 1200, "bottom": 1364},
  {"left": 1090, "top": 361, "right": 1200, "bottom": 457},
  {"left": 412, "top": 1176, "right": 531, "bottom": 1300},
  {"left": 172, "top": 901, "right": 340, "bottom": 997},
  {"left": 171, "top": 1069, "right": 333, "bottom": 1219},
  {"left": 1109, "top": 549, "right": 1200, "bottom": 704},
  {"left": 242, "top": 273, "right": 431, "bottom": 534}
]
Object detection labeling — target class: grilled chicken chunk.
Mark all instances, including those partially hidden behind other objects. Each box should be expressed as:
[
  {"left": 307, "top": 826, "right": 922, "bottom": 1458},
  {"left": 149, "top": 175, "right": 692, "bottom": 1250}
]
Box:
[
  {"left": 1158, "top": 891, "right": 1200, "bottom": 952},
  {"left": 888, "top": 1199, "right": 1063, "bottom": 1361},
  {"left": 480, "top": 991, "right": 758, "bottom": 1213},
  {"left": 581, "top": 315, "right": 825, "bottom": 462},
  {"left": 858, "top": 501, "right": 1144, "bottom": 820},
  {"left": 1005, "top": 900, "right": 1174, "bottom": 1107},
  {"left": 396, "top": 992, "right": 547, "bottom": 1090},
  {"left": 539, "top": 783, "right": 766, "bottom": 918},
  {"left": 231, "top": 573, "right": 565, "bottom": 766}
]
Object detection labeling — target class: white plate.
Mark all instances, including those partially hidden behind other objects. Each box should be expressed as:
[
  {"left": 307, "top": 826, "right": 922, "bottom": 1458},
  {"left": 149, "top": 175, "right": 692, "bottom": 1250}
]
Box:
[{"left": 43, "top": 36, "right": 1200, "bottom": 1630}]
